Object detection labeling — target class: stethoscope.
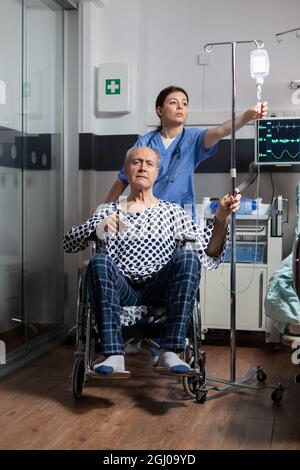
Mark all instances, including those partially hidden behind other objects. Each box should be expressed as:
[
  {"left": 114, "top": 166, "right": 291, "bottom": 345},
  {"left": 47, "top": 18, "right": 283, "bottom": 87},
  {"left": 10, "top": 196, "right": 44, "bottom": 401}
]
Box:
[{"left": 147, "top": 127, "right": 186, "bottom": 183}]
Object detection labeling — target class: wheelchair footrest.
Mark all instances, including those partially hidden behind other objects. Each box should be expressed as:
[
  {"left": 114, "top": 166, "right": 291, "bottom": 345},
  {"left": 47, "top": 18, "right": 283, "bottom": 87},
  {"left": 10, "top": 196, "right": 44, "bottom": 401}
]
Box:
[
  {"left": 90, "top": 371, "right": 131, "bottom": 379},
  {"left": 154, "top": 367, "right": 195, "bottom": 378}
]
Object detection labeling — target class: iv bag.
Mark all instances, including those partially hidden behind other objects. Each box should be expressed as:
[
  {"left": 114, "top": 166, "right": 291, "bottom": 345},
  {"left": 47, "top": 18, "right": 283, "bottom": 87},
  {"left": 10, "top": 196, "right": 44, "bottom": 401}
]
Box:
[{"left": 250, "top": 48, "right": 269, "bottom": 83}]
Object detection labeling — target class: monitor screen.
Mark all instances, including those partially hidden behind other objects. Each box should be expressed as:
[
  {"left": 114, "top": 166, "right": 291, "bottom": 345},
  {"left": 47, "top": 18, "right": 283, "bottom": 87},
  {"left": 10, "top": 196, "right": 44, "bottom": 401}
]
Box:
[{"left": 255, "top": 117, "right": 300, "bottom": 165}]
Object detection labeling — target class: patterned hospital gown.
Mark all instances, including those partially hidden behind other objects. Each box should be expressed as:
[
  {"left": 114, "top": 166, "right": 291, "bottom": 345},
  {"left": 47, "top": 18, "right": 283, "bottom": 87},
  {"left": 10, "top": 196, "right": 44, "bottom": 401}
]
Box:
[{"left": 63, "top": 200, "right": 229, "bottom": 325}]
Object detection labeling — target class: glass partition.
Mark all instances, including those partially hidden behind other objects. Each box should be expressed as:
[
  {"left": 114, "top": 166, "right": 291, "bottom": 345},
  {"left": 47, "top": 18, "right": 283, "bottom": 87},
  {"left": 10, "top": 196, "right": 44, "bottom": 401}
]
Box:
[
  {"left": 0, "top": 0, "right": 64, "bottom": 367},
  {"left": 0, "top": 0, "right": 25, "bottom": 354},
  {"left": 23, "top": 0, "right": 64, "bottom": 343}
]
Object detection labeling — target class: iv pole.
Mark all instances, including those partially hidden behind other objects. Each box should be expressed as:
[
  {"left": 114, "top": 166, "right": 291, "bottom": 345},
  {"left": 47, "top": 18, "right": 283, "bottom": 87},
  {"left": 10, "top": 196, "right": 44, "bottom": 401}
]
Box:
[
  {"left": 275, "top": 27, "right": 300, "bottom": 43},
  {"left": 200, "top": 40, "right": 284, "bottom": 400},
  {"left": 204, "top": 40, "right": 262, "bottom": 383}
]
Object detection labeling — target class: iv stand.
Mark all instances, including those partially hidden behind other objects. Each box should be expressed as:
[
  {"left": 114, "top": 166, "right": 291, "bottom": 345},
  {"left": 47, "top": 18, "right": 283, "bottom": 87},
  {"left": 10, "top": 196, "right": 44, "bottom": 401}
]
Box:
[
  {"left": 275, "top": 27, "right": 300, "bottom": 43},
  {"left": 200, "top": 40, "right": 284, "bottom": 401}
]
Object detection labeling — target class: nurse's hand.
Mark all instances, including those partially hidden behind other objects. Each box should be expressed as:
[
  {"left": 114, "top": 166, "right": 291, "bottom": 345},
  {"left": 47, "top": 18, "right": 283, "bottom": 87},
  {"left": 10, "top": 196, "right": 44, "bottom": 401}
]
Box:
[
  {"left": 215, "top": 189, "right": 241, "bottom": 222},
  {"left": 245, "top": 101, "right": 268, "bottom": 121}
]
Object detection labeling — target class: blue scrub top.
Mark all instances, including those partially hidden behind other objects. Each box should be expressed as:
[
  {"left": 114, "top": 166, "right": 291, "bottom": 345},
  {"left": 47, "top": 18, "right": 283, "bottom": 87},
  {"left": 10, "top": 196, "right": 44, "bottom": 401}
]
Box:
[{"left": 118, "top": 127, "right": 217, "bottom": 219}]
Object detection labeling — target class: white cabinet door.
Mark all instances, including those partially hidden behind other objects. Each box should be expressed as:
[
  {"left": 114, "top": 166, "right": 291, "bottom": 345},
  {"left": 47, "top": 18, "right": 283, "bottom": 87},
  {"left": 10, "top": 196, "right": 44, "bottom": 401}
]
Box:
[{"left": 201, "top": 265, "right": 267, "bottom": 331}]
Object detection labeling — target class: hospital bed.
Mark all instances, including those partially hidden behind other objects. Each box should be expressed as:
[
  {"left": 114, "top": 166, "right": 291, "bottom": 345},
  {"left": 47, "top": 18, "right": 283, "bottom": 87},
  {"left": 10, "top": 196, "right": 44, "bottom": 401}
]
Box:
[{"left": 265, "top": 182, "right": 300, "bottom": 383}]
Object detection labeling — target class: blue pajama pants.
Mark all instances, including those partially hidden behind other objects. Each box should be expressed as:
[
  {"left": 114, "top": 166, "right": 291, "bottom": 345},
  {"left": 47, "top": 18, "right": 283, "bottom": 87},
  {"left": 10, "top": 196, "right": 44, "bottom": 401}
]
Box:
[{"left": 87, "top": 250, "right": 201, "bottom": 355}]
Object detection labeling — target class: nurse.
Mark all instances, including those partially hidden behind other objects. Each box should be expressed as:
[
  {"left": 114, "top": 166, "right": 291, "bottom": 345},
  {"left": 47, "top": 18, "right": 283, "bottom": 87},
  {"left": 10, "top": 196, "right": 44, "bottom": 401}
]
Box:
[{"left": 105, "top": 85, "right": 267, "bottom": 216}]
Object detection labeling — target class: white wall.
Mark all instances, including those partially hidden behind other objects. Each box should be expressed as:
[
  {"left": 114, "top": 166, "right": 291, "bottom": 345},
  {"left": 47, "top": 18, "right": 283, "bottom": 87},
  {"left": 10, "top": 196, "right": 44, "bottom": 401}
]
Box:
[
  {"left": 80, "top": 0, "right": 148, "bottom": 135},
  {"left": 147, "top": 0, "right": 300, "bottom": 118},
  {"left": 79, "top": 0, "right": 300, "bottom": 258},
  {"left": 80, "top": 0, "right": 300, "bottom": 133}
]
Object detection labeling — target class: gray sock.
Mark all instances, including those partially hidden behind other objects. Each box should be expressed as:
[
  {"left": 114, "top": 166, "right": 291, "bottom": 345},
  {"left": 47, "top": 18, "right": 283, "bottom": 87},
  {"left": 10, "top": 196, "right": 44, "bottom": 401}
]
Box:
[
  {"left": 158, "top": 349, "right": 190, "bottom": 374},
  {"left": 94, "top": 354, "right": 125, "bottom": 375}
]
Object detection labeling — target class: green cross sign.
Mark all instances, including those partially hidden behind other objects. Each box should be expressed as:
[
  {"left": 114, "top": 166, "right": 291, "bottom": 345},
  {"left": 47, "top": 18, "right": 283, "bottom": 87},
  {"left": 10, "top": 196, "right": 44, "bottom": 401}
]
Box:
[{"left": 105, "top": 79, "right": 121, "bottom": 95}]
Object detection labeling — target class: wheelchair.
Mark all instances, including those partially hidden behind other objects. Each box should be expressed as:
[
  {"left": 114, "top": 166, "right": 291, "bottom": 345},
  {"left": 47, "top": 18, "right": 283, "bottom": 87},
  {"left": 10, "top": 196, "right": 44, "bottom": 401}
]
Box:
[{"left": 71, "top": 240, "right": 208, "bottom": 403}]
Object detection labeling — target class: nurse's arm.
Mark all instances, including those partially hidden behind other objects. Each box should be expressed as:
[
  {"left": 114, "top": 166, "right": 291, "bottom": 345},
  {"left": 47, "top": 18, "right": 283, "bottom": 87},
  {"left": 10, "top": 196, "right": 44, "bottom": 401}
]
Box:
[
  {"left": 204, "top": 102, "right": 268, "bottom": 149},
  {"left": 105, "top": 178, "right": 128, "bottom": 203}
]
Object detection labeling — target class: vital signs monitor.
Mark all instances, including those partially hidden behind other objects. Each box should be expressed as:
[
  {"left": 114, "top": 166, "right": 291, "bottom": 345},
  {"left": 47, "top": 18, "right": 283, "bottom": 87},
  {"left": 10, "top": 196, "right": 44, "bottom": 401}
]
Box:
[{"left": 255, "top": 117, "right": 300, "bottom": 166}]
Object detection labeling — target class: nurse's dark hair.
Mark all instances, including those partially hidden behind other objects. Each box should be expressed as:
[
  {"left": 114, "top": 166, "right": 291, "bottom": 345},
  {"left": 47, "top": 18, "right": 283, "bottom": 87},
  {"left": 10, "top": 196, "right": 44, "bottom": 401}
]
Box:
[{"left": 155, "top": 86, "right": 189, "bottom": 130}]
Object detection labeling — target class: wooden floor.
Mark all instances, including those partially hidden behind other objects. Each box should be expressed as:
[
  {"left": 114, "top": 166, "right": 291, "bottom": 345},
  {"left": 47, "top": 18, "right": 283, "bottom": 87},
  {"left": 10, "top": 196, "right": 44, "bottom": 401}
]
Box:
[{"left": 0, "top": 341, "right": 299, "bottom": 450}]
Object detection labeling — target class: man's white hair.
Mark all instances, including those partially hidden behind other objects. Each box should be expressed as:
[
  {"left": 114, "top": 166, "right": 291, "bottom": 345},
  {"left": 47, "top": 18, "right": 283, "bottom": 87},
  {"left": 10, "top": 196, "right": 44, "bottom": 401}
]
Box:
[{"left": 124, "top": 146, "right": 160, "bottom": 167}]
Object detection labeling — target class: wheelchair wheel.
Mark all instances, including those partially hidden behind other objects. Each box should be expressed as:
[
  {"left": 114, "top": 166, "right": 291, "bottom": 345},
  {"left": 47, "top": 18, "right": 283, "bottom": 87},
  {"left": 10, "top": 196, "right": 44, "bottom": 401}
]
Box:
[
  {"left": 72, "top": 357, "right": 85, "bottom": 399},
  {"left": 256, "top": 369, "right": 267, "bottom": 383},
  {"left": 182, "top": 356, "right": 206, "bottom": 401},
  {"left": 196, "top": 389, "right": 207, "bottom": 403},
  {"left": 271, "top": 386, "right": 283, "bottom": 403}
]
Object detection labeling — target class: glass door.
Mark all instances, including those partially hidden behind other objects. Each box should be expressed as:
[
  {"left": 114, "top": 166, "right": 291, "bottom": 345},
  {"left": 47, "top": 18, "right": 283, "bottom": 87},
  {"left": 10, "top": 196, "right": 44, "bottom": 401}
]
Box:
[
  {"left": 22, "top": 0, "right": 64, "bottom": 344},
  {"left": 0, "top": 0, "right": 65, "bottom": 368},
  {"left": 0, "top": 0, "right": 25, "bottom": 355}
]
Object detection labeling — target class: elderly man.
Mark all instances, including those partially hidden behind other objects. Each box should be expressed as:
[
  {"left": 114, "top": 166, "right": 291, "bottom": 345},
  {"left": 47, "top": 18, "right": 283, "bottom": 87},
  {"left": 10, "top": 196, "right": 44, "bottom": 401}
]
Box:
[{"left": 63, "top": 146, "right": 240, "bottom": 376}]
